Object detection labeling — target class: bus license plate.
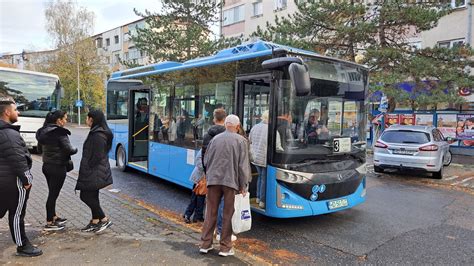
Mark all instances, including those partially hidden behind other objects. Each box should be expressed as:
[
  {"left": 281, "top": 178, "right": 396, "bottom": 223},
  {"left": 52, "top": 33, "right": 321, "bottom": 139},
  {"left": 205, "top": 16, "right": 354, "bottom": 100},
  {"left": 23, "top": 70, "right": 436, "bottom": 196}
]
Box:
[{"left": 328, "top": 198, "right": 348, "bottom": 210}]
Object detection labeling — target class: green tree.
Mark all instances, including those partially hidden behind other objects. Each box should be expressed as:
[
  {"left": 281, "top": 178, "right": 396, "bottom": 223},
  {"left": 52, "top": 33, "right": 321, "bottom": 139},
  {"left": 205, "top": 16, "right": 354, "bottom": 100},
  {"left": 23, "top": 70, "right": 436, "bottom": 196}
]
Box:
[
  {"left": 252, "top": 0, "right": 474, "bottom": 110},
  {"left": 131, "top": 0, "right": 238, "bottom": 63},
  {"left": 43, "top": 0, "right": 107, "bottom": 113}
]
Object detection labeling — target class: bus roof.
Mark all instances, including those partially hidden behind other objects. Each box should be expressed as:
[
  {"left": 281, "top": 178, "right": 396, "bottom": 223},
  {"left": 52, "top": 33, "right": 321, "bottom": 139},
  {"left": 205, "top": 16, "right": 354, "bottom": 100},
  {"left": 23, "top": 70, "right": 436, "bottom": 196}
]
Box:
[
  {"left": 0, "top": 67, "right": 59, "bottom": 80},
  {"left": 109, "top": 41, "right": 322, "bottom": 80}
]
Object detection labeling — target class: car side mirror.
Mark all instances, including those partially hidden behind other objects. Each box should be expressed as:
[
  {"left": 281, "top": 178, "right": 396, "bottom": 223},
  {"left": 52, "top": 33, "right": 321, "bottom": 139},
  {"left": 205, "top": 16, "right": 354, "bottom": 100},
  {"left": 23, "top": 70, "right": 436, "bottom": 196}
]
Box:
[{"left": 445, "top": 137, "right": 456, "bottom": 143}]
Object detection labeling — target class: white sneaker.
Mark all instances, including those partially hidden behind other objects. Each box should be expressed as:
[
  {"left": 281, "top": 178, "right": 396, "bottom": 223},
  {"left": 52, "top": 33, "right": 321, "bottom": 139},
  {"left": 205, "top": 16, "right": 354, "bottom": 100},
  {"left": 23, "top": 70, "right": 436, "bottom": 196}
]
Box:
[
  {"left": 218, "top": 249, "right": 235, "bottom": 257},
  {"left": 216, "top": 234, "right": 237, "bottom": 241},
  {"left": 199, "top": 246, "right": 213, "bottom": 254},
  {"left": 256, "top": 198, "right": 260, "bottom": 204},
  {"left": 259, "top": 202, "right": 265, "bottom": 208}
]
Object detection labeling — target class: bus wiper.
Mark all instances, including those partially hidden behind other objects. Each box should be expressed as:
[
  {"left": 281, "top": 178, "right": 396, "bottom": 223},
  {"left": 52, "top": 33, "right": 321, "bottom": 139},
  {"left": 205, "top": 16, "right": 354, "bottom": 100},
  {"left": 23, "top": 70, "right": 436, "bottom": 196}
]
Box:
[{"left": 296, "top": 159, "right": 338, "bottom": 165}]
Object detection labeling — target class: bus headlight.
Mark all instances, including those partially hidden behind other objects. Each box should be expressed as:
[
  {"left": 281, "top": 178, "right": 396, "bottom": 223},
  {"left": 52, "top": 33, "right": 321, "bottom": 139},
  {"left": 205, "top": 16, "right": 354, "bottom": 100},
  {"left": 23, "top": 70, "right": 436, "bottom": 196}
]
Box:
[{"left": 275, "top": 169, "right": 311, "bottom": 184}]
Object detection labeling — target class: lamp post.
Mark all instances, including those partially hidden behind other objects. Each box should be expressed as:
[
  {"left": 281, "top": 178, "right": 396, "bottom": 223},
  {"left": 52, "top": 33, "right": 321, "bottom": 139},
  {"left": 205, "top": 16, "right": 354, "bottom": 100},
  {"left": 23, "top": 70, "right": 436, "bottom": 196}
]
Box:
[{"left": 77, "top": 58, "right": 81, "bottom": 126}]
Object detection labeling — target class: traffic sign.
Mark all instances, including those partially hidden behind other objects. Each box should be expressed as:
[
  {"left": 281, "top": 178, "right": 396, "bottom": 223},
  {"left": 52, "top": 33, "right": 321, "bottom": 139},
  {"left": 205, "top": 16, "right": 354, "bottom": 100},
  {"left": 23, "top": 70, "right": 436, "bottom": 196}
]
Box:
[{"left": 75, "top": 100, "right": 83, "bottom": 107}]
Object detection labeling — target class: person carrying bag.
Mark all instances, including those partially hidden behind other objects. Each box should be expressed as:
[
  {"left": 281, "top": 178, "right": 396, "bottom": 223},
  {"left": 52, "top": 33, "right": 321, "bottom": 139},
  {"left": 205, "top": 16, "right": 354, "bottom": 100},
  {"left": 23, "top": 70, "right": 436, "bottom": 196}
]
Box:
[{"left": 232, "top": 192, "right": 252, "bottom": 234}]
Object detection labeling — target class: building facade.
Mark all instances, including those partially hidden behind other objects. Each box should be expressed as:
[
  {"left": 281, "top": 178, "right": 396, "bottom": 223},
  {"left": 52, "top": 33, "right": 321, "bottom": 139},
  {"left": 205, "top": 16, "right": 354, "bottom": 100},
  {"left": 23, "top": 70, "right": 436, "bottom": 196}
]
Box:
[
  {"left": 93, "top": 18, "right": 150, "bottom": 73},
  {"left": 220, "top": 0, "right": 474, "bottom": 51}
]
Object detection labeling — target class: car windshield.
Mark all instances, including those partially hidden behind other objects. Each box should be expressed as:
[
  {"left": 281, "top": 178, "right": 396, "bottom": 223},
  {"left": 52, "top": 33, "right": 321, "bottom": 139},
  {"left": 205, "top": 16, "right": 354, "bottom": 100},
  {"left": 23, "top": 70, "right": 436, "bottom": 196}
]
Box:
[
  {"left": 272, "top": 57, "right": 368, "bottom": 166},
  {"left": 381, "top": 130, "right": 430, "bottom": 144}
]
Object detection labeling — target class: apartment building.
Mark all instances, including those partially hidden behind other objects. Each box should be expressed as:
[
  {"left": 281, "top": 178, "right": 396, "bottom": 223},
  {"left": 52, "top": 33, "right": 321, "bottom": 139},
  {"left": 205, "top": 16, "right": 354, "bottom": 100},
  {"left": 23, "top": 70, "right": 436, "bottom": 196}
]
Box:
[
  {"left": 92, "top": 18, "right": 150, "bottom": 72},
  {"left": 221, "top": 0, "right": 474, "bottom": 50},
  {"left": 221, "top": 0, "right": 299, "bottom": 38}
]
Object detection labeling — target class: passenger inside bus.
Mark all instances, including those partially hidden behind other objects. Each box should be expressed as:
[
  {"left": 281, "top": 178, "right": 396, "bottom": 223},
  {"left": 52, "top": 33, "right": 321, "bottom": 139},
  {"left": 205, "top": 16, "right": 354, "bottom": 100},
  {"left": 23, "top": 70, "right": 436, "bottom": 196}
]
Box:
[
  {"left": 276, "top": 112, "right": 294, "bottom": 150},
  {"left": 134, "top": 97, "right": 149, "bottom": 141}
]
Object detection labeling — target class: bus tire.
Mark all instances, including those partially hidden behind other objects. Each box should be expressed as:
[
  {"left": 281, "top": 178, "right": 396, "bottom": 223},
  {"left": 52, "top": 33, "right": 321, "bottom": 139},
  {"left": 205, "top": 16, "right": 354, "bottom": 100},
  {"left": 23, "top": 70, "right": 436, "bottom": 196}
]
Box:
[{"left": 116, "top": 145, "right": 128, "bottom": 172}]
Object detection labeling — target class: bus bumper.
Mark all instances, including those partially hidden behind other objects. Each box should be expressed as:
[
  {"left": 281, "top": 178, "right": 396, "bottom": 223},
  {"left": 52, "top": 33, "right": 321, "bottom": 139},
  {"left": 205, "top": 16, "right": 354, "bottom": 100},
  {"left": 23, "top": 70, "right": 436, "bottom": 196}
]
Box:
[{"left": 261, "top": 167, "right": 366, "bottom": 218}]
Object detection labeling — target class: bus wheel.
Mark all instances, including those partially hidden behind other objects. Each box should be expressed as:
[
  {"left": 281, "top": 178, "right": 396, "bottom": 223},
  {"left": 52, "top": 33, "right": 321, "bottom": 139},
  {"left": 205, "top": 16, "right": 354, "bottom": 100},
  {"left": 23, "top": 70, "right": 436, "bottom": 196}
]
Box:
[{"left": 116, "top": 145, "right": 128, "bottom": 172}]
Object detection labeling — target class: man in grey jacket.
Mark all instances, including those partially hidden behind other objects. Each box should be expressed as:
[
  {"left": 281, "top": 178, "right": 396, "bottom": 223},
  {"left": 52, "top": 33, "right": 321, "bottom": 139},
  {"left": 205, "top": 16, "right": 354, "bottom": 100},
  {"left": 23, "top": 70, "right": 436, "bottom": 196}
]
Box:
[{"left": 200, "top": 115, "right": 251, "bottom": 257}]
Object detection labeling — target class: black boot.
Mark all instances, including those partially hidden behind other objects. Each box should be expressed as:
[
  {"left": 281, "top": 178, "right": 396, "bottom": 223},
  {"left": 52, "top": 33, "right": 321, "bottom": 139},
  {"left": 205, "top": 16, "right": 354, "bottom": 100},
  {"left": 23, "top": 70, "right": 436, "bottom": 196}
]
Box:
[{"left": 16, "top": 242, "right": 43, "bottom": 257}]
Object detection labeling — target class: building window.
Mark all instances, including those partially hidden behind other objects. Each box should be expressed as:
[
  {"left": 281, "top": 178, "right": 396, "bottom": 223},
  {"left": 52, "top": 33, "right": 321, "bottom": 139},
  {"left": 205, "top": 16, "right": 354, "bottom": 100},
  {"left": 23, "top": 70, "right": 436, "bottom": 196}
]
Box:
[
  {"left": 114, "top": 35, "right": 119, "bottom": 44},
  {"left": 223, "top": 5, "right": 245, "bottom": 26},
  {"left": 96, "top": 38, "right": 103, "bottom": 48},
  {"left": 274, "top": 0, "right": 287, "bottom": 11},
  {"left": 451, "top": 0, "right": 466, "bottom": 8},
  {"left": 106, "top": 56, "right": 110, "bottom": 64},
  {"left": 438, "top": 38, "right": 465, "bottom": 48},
  {"left": 252, "top": 1, "right": 263, "bottom": 17},
  {"left": 124, "top": 52, "right": 129, "bottom": 61},
  {"left": 106, "top": 38, "right": 110, "bottom": 46}
]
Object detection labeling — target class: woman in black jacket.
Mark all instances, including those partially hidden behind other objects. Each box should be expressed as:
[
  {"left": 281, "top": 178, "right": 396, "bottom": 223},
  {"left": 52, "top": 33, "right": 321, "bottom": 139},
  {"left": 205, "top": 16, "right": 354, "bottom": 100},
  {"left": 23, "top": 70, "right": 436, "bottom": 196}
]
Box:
[
  {"left": 36, "top": 110, "right": 77, "bottom": 231},
  {"left": 76, "top": 109, "right": 113, "bottom": 233}
]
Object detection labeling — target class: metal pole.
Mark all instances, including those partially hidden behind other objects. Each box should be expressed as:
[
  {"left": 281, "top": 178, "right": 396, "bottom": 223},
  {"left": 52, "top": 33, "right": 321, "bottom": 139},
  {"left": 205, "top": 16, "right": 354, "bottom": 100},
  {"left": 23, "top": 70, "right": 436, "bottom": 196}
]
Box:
[
  {"left": 77, "top": 59, "right": 81, "bottom": 126},
  {"left": 468, "top": 3, "right": 473, "bottom": 46}
]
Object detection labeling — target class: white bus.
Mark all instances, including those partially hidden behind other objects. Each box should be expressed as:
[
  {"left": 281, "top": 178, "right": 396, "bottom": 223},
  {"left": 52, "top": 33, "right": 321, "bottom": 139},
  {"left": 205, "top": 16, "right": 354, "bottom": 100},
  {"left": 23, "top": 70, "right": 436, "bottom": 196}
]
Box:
[{"left": 0, "top": 67, "right": 62, "bottom": 153}]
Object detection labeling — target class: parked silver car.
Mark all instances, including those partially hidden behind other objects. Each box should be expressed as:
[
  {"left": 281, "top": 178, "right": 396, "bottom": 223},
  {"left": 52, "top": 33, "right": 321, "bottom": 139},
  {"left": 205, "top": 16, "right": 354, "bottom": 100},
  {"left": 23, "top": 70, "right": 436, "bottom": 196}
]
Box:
[{"left": 373, "top": 125, "right": 452, "bottom": 179}]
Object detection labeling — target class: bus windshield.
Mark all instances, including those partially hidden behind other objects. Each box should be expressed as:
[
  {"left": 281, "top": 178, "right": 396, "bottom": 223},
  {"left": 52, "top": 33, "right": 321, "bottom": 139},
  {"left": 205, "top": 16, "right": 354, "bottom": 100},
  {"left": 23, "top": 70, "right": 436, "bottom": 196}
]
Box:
[
  {"left": 0, "top": 68, "right": 60, "bottom": 118},
  {"left": 272, "top": 57, "right": 368, "bottom": 169}
]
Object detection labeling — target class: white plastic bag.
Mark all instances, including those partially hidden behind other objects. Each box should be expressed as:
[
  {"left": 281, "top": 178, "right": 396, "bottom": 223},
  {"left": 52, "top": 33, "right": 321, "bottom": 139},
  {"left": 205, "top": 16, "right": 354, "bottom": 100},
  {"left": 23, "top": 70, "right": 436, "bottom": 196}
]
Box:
[{"left": 232, "top": 193, "right": 252, "bottom": 234}]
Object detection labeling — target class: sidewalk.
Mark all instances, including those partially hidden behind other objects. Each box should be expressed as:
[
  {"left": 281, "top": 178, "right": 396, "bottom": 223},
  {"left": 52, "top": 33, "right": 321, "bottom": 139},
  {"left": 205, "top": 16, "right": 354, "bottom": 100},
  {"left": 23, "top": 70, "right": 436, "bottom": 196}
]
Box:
[{"left": 0, "top": 158, "right": 262, "bottom": 265}]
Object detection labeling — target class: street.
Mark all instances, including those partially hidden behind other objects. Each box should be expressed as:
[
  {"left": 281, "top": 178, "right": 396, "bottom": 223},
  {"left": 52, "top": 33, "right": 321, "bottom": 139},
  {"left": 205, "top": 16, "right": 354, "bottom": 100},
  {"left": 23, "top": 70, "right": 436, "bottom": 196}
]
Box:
[{"left": 64, "top": 126, "right": 474, "bottom": 264}]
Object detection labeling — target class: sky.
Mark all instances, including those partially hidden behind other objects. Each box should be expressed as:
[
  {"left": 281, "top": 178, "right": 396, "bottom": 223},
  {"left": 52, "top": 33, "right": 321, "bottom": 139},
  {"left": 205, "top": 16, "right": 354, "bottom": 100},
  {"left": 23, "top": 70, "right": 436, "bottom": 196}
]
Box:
[{"left": 0, "top": 0, "right": 161, "bottom": 54}]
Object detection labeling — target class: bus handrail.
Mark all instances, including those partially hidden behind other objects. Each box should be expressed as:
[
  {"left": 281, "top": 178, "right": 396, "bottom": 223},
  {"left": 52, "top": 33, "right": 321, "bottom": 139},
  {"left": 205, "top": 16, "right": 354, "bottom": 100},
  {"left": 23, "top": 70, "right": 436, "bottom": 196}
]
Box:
[{"left": 132, "top": 125, "right": 149, "bottom": 138}]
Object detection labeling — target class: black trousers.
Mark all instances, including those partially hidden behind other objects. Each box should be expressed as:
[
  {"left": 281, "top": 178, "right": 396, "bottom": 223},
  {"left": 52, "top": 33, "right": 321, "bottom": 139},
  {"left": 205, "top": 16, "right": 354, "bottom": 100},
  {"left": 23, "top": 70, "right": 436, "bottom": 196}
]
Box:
[
  {"left": 80, "top": 190, "right": 105, "bottom": 220},
  {"left": 184, "top": 188, "right": 205, "bottom": 220},
  {"left": 0, "top": 180, "right": 30, "bottom": 247},
  {"left": 42, "top": 163, "right": 67, "bottom": 222}
]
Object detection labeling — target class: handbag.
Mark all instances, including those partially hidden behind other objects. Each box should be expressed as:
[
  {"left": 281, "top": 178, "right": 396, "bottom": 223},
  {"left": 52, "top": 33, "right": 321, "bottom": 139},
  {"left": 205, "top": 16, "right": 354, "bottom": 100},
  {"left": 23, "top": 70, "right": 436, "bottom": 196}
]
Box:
[
  {"left": 66, "top": 160, "right": 74, "bottom": 172},
  {"left": 193, "top": 176, "right": 207, "bottom": 195},
  {"left": 232, "top": 193, "right": 252, "bottom": 234}
]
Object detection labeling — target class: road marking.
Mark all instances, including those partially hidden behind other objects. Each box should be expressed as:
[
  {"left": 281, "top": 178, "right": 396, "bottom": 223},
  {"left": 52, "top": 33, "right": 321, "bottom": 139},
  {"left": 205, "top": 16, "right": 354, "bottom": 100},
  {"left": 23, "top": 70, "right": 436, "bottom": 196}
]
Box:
[
  {"left": 444, "top": 176, "right": 458, "bottom": 181},
  {"left": 451, "top": 177, "right": 474, "bottom": 186}
]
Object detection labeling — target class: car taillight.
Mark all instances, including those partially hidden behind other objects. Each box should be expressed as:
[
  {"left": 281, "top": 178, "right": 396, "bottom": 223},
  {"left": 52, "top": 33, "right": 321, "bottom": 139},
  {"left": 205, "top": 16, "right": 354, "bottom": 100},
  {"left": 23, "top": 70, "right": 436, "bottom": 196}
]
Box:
[
  {"left": 374, "top": 141, "right": 388, "bottom": 148},
  {"left": 419, "top": 144, "right": 438, "bottom": 151}
]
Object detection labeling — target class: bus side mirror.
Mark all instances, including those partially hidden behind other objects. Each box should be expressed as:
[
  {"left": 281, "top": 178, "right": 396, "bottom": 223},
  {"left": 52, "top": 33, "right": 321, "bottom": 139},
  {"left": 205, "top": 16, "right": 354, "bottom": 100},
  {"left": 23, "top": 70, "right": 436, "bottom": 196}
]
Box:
[{"left": 288, "top": 63, "right": 310, "bottom": 96}]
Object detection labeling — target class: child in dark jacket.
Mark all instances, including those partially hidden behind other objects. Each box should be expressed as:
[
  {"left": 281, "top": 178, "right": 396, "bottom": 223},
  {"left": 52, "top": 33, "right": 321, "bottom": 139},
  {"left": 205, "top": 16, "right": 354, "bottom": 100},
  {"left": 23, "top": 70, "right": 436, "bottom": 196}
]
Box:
[{"left": 183, "top": 149, "right": 206, "bottom": 223}]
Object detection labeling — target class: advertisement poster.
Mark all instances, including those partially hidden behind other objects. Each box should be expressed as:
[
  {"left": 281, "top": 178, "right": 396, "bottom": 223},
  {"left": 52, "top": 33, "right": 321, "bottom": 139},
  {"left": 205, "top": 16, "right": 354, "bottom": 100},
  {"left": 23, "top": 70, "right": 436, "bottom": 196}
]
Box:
[
  {"left": 437, "top": 114, "right": 457, "bottom": 138},
  {"left": 400, "top": 114, "right": 416, "bottom": 125},
  {"left": 415, "top": 114, "right": 434, "bottom": 126},
  {"left": 385, "top": 114, "right": 400, "bottom": 127},
  {"left": 456, "top": 114, "right": 474, "bottom": 142}
]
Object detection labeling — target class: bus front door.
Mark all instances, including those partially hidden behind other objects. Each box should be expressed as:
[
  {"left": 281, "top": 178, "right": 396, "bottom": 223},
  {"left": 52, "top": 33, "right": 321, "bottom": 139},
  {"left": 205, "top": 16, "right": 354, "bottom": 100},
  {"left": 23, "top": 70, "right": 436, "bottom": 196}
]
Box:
[
  {"left": 128, "top": 87, "right": 150, "bottom": 168},
  {"left": 236, "top": 76, "right": 271, "bottom": 208}
]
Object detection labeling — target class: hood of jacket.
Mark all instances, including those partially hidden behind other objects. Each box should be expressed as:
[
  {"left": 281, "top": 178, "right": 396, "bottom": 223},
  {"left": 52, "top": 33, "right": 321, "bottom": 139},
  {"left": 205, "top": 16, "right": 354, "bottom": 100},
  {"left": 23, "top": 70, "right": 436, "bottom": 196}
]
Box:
[
  {"left": 0, "top": 119, "right": 20, "bottom": 131},
  {"left": 36, "top": 124, "right": 71, "bottom": 144},
  {"left": 207, "top": 125, "right": 225, "bottom": 138}
]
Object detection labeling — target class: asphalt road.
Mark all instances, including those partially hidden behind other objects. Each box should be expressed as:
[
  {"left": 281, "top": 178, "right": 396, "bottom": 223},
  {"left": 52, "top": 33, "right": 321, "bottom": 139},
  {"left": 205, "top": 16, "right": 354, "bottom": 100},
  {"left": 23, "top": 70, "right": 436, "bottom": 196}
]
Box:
[{"left": 65, "top": 126, "right": 474, "bottom": 264}]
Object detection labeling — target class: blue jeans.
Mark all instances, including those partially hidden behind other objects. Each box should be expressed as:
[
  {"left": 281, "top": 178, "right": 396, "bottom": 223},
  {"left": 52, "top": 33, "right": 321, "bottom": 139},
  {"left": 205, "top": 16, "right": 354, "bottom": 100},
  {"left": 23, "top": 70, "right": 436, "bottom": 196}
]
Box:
[
  {"left": 255, "top": 165, "right": 267, "bottom": 203},
  {"left": 216, "top": 197, "right": 224, "bottom": 235}
]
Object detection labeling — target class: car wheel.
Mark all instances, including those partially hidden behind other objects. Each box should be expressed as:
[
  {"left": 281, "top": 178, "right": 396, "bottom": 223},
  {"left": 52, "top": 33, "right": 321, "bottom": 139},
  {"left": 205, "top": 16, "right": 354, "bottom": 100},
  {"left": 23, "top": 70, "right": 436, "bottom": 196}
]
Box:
[
  {"left": 433, "top": 166, "right": 443, "bottom": 179},
  {"left": 443, "top": 151, "right": 452, "bottom": 166},
  {"left": 374, "top": 166, "right": 384, "bottom": 173},
  {"left": 116, "top": 145, "right": 128, "bottom": 172}
]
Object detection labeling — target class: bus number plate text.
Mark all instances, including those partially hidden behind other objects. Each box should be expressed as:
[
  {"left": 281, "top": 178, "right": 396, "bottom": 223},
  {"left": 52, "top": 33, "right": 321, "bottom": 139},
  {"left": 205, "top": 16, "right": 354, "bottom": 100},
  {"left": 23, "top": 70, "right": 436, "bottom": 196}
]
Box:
[{"left": 327, "top": 198, "right": 348, "bottom": 210}]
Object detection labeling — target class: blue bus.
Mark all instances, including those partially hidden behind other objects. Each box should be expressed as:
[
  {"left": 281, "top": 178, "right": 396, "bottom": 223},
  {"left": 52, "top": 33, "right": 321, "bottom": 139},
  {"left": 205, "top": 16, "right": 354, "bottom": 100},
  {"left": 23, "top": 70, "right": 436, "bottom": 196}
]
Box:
[{"left": 106, "top": 41, "right": 368, "bottom": 218}]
